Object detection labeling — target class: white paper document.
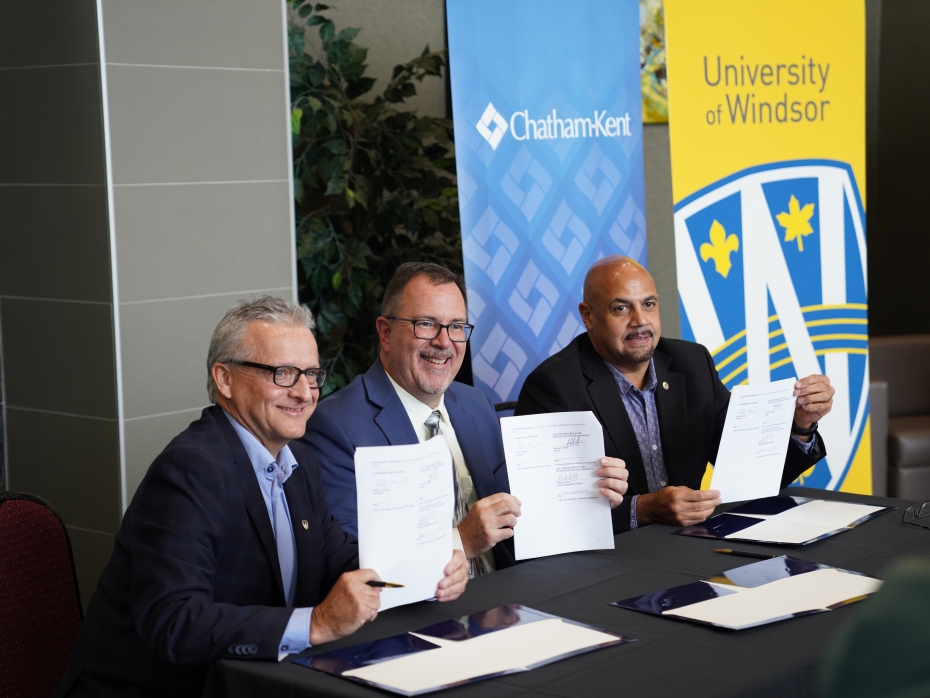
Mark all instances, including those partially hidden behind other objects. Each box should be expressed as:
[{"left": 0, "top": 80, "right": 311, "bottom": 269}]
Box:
[
  {"left": 710, "top": 377, "right": 798, "bottom": 503},
  {"left": 664, "top": 568, "right": 882, "bottom": 629},
  {"left": 500, "top": 411, "right": 614, "bottom": 560},
  {"left": 343, "top": 618, "right": 618, "bottom": 693},
  {"left": 355, "top": 437, "right": 454, "bottom": 611},
  {"left": 726, "top": 499, "right": 888, "bottom": 544}
]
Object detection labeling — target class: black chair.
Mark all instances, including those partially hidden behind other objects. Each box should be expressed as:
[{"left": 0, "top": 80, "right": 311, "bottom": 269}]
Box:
[{"left": 0, "top": 492, "right": 83, "bottom": 698}]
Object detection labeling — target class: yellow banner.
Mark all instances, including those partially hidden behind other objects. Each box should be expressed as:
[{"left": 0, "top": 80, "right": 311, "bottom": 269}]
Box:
[
  {"left": 665, "top": 0, "right": 871, "bottom": 494},
  {"left": 665, "top": 0, "right": 865, "bottom": 204}
]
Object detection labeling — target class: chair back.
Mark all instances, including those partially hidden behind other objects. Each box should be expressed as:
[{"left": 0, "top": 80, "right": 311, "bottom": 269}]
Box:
[{"left": 0, "top": 492, "right": 82, "bottom": 698}]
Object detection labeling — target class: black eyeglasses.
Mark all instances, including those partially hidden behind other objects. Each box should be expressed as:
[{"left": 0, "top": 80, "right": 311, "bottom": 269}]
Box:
[
  {"left": 231, "top": 361, "right": 327, "bottom": 388},
  {"left": 902, "top": 502, "right": 930, "bottom": 529},
  {"left": 386, "top": 316, "right": 474, "bottom": 342}
]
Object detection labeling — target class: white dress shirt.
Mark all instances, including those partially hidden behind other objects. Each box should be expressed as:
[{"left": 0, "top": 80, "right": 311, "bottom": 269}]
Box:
[{"left": 385, "top": 373, "right": 497, "bottom": 573}]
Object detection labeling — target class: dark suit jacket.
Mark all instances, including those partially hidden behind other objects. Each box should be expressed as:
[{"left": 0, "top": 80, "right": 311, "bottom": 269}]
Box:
[
  {"left": 55, "top": 405, "right": 358, "bottom": 698},
  {"left": 302, "top": 359, "right": 516, "bottom": 570},
  {"left": 515, "top": 334, "right": 825, "bottom": 534}
]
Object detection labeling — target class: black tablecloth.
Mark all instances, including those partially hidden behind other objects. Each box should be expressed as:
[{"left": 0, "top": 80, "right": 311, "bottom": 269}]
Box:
[{"left": 203, "top": 488, "right": 930, "bottom": 698}]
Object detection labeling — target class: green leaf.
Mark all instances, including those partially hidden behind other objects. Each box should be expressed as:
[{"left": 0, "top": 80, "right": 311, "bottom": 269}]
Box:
[
  {"left": 331, "top": 271, "right": 342, "bottom": 290},
  {"left": 298, "top": 3, "right": 313, "bottom": 17},
  {"left": 441, "top": 186, "right": 457, "bottom": 198},
  {"left": 325, "top": 179, "right": 344, "bottom": 196},
  {"left": 290, "top": 107, "right": 303, "bottom": 134},
  {"left": 347, "top": 281, "right": 362, "bottom": 308},
  {"left": 336, "top": 27, "right": 360, "bottom": 43},
  {"left": 345, "top": 187, "right": 356, "bottom": 209},
  {"left": 314, "top": 3, "right": 330, "bottom": 10},
  {"left": 319, "top": 19, "right": 335, "bottom": 43}
]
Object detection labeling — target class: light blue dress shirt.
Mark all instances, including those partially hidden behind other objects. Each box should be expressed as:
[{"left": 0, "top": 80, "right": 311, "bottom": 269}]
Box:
[{"left": 224, "top": 411, "right": 313, "bottom": 660}]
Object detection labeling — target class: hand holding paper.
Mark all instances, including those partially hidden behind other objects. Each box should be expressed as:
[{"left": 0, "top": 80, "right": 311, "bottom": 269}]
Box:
[
  {"left": 710, "top": 377, "right": 799, "bottom": 503},
  {"left": 501, "top": 411, "right": 615, "bottom": 560}
]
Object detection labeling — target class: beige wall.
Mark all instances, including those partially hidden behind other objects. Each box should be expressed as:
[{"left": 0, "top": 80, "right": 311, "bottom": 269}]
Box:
[{"left": 299, "top": 0, "right": 448, "bottom": 118}]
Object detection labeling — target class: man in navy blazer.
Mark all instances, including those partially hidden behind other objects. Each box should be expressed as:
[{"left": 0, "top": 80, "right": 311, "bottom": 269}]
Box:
[
  {"left": 56, "top": 297, "right": 467, "bottom": 698},
  {"left": 303, "top": 263, "right": 630, "bottom": 575}
]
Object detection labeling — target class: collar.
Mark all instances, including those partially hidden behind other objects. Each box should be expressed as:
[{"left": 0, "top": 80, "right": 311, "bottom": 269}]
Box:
[
  {"left": 223, "top": 409, "right": 298, "bottom": 483},
  {"left": 603, "top": 358, "right": 658, "bottom": 397},
  {"left": 384, "top": 372, "right": 450, "bottom": 437}
]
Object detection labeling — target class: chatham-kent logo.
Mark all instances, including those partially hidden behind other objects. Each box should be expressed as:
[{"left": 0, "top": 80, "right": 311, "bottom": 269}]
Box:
[{"left": 476, "top": 102, "right": 632, "bottom": 150}]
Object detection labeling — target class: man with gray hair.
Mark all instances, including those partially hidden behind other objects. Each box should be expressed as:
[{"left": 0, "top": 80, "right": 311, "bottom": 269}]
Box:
[{"left": 56, "top": 296, "right": 468, "bottom": 698}]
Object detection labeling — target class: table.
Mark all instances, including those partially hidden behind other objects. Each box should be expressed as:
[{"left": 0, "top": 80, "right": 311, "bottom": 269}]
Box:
[{"left": 203, "top": 488, "right": 930, "bottom": 698}]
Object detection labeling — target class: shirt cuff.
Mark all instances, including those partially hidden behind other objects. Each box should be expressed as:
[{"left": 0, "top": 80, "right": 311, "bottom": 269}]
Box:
[
  {"left": 630, "top": 494, "right": 640, "bottom": 530},
  {"left": 452, "top": 526, "right": 465, "bottom": 553},
  {"left": 277, "top": 607, "right": 313, "bottom": 661},
  {"left": 791, "top": 434, "right": 816, "bottom": 454}
]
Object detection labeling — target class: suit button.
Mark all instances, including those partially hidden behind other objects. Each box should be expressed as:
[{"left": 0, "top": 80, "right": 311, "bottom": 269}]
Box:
[
  {"left": 248, "top": 644, "right": 258, "bottom": 655},
  {"left": 228, "top": 644, "right": 237, "bottom": 654}
]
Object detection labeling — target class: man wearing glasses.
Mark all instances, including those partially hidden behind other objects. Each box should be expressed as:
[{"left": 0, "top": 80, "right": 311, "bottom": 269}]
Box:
[
  {"left": 304, "top": 262, "right": 631, "bottom": 577},
  {"left": 56, "top": 297, "right": 467, "bottom": 698}
]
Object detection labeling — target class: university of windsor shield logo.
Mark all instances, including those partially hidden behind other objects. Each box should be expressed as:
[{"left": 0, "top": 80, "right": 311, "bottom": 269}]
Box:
[{"left": 675, "top": 160, "right": 869, "bottom": 491}]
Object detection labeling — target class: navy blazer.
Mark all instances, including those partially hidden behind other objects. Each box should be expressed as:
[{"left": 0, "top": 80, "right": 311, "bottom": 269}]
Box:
[
  {"left": 516, "top": 334, "right": 826, "bottom": 534},
  {"left": 56, "top": 405, "right": 358, "bottom": 698},
  {"left": 302, "top": 359, "right": 515, "bottom": 569}
]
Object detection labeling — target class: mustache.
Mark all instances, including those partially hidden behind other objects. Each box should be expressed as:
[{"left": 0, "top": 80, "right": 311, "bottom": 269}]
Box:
[
  {"left": 625, "top": 330, "right": 653, "bottom": 340},
  {"left": 420, "top": 349, "right": 456, "bottom": 360}
]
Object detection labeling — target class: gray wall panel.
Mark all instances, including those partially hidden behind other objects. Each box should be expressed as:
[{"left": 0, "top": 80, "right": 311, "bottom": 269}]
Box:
[
  {"left": 67, "top": 527, "right": 115, "bottom": 613},
  {"left": 119, "top": 290, "right": 291, "bottom": 420},
  {"left": 101, "top": 0, "right": 284, "bottom": 70},
  {"left": 123, "top": 407, "right": 206, "bottom": 502},
  {"left": 1, "top": 299, "right": 116, "bottom": 419},
  {"left": 105, "top": 66, "right": 289, "bottom": 185},
  {"left": 0, "top": 0, "right": 99, "bottom": 68},
  {"left": 0, "top": 186, "right": 112, "bottom": 302},
  {"left": 643, "top": 124, "right": 679, "bottom": 339},
  {"left": 6, "top": 408, "right": 120, "bottom": 533},
  {"left": 0, "top": 66, "right": 106, "bottom": 185},
  {"left": 113, "top": 182, "right": 293, "bottom": 303}
]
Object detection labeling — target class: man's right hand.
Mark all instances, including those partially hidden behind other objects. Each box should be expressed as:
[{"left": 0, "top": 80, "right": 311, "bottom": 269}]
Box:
[
  {"left": 309, "top": 569, "right": 382, "bottom": 645},
  {"left": 458, "top": 493, "right": 522, "bottom": 559},
  {"left": 635, "top": 486, "right": 721, "bottom": 526}
]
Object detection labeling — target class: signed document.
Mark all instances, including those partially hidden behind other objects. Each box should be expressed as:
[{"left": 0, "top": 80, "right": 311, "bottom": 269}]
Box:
[
  {"left": 500, "top": 411, "right": 614, "bottom": 560},
  {"left": 710, "top": 377, "right": 798, "bottom": 503},
  {"left": 355, "top": 437, "right": 454, "bottom": 611}
]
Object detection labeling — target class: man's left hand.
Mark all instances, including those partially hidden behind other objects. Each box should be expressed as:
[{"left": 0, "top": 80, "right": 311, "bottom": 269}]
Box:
[
  {"left": 596, "top": 457, "right": 629, "bottom": 509},
  {"left": 436, "top": 549, "right": 468, "bottom": 602},
  {"left": 793, "top": 374, "right": 835, "bottom": 439}
]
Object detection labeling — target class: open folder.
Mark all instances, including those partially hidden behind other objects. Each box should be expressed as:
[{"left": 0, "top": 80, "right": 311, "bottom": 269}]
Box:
[
  {"left": 295, "top": 606, "right": 635, "bottom": 696},
  {"left": 611, "top": 556, "right": 882, "bottom": 630},
  {"left": 674, "top": 495, "right": 893, "bottom": 545}
]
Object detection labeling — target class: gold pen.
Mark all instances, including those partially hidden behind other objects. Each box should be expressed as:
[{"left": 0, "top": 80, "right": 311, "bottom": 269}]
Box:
[
  {"left": 366, "top": 581, "right": 405, "bottom": 588},
  {"left": 715, "top": 548, "right": 777, "bottom": 560}
]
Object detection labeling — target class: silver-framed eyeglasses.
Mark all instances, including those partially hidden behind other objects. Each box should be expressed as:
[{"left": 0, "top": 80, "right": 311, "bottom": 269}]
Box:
[
  {"left": 386, "top": 316, "right": 474, "bottom": 342},
  {"left": 231, "top": 361, "right": 327, "bottom": 388},
  {"left": 902, "top": 501, "right": 930, "bottom": 529}
]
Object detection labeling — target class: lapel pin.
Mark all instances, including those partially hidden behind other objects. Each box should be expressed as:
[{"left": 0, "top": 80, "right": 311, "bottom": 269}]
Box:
[
  {"left": 662, "top": 381, "right": 670, "bottom": 390},
  {"left": 301, "top": 520, "right": 309, "bottom": 530}
]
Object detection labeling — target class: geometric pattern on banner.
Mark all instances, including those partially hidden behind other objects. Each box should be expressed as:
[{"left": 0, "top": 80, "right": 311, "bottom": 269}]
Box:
[
  {"left": 675, "top": 160, "right": 869, "bottom": 492},
  {"left": 448, "top": 0, "right": 646, "bottom": 403}
]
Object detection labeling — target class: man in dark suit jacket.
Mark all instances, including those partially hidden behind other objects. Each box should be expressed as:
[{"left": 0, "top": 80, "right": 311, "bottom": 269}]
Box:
[
  {"left": 304, "top": 263, "right": 631, "bottom": 575},
  {"left": 516, "top": 256, "right": 833, "bottom": 534},
  {"left": 56, "top": 297, "right": 467, "bottom": 698}
]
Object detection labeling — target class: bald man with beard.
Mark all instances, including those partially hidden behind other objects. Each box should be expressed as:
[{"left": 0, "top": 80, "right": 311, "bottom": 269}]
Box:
[{"left": 515, "top": 256, "right": 834, "bottom": 534}]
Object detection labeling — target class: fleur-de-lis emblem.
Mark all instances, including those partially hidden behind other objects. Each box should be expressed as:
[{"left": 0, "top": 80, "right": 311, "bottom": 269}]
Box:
[{"left": 699, "top": 220, "right": 740, "bottom": 278}]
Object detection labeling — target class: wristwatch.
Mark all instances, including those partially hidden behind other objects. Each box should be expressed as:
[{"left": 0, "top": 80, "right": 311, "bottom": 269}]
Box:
[{"left": 791, "top": 421, "right": 819, "bottom": 436}]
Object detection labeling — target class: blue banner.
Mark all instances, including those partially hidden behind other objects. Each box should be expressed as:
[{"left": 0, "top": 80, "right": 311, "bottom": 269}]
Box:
[{"left": 447, "top": 0, "right": 646, "bottom": 403}]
